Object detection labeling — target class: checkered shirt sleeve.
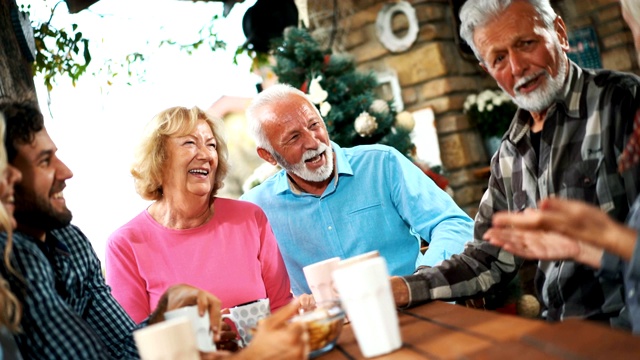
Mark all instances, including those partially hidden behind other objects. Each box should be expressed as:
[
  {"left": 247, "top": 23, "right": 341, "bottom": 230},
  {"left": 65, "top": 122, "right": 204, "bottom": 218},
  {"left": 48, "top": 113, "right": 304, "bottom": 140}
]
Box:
[{"left": 1, "top": 225, "right": 140, "bottom": 359}]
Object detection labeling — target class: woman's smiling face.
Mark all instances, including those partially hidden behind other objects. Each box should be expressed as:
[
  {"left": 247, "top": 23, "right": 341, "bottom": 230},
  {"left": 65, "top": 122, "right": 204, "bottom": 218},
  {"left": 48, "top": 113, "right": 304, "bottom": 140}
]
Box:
[{"left": 161, "top": 119, "right": 218, "bottom": 199}]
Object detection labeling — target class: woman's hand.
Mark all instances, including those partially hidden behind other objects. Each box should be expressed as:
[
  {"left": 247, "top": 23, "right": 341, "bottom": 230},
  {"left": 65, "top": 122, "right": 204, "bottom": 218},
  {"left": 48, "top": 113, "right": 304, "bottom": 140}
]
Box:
[
  {"left": 149, "top": 284, "right": 223, "bottom": 340},
  {"left": 484, "top": 202, "right": 615, "bottom": 268}
]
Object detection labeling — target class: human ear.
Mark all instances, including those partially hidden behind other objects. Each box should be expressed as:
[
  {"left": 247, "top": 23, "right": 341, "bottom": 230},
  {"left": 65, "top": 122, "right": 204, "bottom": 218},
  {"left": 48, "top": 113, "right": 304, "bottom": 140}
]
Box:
[
  {"left": 554, "top": 16, "right": 570, "bottom": 51},
  {"left": 257, "top": 148, "right": 278, "bottom": 166}
]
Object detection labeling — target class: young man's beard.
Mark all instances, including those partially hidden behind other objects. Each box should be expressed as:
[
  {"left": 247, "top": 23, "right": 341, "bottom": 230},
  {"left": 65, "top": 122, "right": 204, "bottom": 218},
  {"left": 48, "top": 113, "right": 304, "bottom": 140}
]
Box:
[{"left": 14, "top": 184, "right": 73, "bottom": 232}]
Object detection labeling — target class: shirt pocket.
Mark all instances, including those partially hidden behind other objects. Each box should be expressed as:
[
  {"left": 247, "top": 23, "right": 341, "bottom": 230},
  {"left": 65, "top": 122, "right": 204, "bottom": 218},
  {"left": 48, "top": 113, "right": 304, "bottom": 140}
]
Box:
[
  {"left": 341, "top": 202, "right": 387, "bottom": 248},
  {"left": 560, "top": 158, "right": 602, "bottom": 204}
]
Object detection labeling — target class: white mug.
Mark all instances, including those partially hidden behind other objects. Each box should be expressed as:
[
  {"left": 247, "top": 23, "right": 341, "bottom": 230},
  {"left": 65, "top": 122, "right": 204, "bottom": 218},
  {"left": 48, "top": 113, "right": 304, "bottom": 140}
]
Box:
[
  {"left": 337, "top": 250, "right": 380, "bottom": 270},
  {"left": 163, "top": 305, "right": 216, "bottom": 353},
  {"left": 303, "top": 257, "right": 341, "bottom": 303},
  {"left": 222, "top": 298, "right": 271, "bottom": 346},
  {"left": 133, "top": 317, "right": 200, "bottom": 360},
  {"left": 332, "top": 256, "right": 402, "bottom": 358}
]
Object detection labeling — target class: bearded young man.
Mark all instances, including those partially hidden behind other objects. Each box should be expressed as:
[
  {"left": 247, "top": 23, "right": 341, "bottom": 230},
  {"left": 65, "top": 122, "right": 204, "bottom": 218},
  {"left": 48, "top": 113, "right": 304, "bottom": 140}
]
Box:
[
  {"left": 391, "top": 0, "right": 640, "bottom": 329},
  {"left": 240, "top": 84, "right": 474, "bottom": 297}
]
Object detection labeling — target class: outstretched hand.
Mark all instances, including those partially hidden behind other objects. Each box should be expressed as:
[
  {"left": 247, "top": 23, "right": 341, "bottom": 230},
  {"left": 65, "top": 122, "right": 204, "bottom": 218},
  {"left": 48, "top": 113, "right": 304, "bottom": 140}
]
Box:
[
  {"left": 237, "top": 299, "right": 309, "bottom": 360},
  {"left": 488, "top": 198, "right": 637, "bottom": 261},
  {"left": 484, "top": 203, "right": 608, "bottom": 268}
]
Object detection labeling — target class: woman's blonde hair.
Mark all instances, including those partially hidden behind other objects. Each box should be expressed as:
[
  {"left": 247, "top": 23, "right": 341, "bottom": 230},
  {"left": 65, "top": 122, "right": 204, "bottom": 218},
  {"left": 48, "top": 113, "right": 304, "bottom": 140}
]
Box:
[
  {"left": 0, "top": 113, "right": 21, "bottom": 332},
  {"left": 131, "top": 106, "right": 229, "bottom": 201}
]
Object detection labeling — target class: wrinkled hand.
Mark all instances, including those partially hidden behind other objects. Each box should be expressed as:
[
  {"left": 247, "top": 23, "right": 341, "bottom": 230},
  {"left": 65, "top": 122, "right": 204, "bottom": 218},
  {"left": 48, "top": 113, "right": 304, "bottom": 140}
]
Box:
[
  {"left": 149, "top": 284, "right": 222, "bottom": 341},
  {"left": 236, "top": 300, "right": 309, "bottom": 360},
  {"left": 485, "top": 225, "right": 582, "bottom": 260},
  {"left": 485, "top": 204, "right": 606, "bottom": 268}
]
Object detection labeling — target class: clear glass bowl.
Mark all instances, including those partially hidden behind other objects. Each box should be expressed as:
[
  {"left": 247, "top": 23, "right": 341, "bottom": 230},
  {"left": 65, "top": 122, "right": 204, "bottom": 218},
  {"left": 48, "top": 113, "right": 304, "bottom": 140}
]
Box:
[{"left": 292, "top": 300, "right": 346, "bottom": 358}]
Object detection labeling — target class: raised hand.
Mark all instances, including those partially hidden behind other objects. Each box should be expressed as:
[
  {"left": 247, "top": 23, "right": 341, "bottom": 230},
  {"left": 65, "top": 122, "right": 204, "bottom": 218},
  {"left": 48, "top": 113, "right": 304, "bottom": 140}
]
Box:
[{"left": 237, "top": 299, "right": 309, "bottom": 360}]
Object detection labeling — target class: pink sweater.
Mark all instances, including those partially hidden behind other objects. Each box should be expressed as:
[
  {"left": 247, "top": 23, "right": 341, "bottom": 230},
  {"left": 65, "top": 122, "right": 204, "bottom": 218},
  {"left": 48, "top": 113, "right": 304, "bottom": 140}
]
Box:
[{"left": 105, "top": 198, "right": 292, "bottom": 323}]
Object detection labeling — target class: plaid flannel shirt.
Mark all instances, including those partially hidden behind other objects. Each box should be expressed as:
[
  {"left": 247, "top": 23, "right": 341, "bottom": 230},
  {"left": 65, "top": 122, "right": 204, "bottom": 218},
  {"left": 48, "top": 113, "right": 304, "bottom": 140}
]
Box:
[
  {"left": 403, "top": 61, "right": 640, "bottom": 326},
  {"left": 1, "top": 225, "right": 140, "bottom": 359}
]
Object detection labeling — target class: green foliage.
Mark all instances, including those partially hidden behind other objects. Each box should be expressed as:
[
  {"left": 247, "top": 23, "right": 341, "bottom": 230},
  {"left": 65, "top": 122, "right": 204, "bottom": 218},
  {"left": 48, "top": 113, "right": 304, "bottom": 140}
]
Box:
[
  {"left": 32, "top": 17, "right": 90, "bottom": 91},
  {"left": 23, "top": 1, "right": 226, "bottom": 90},
  {"left": 159, "top": 15, "right": 226, "bottom": 55},
  {"left": 270, "top": 27, "right": 414, "bottom": 156},
  {"left": 102, "top": 52, "right": 146, "bottom": 86}
]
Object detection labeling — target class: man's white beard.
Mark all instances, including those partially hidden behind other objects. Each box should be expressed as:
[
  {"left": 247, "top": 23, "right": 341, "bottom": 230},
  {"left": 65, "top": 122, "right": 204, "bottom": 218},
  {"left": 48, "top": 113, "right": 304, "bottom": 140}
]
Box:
[
  {"left": 503, "top": 45, "right": 568, "bottom": 113},
  {"left": 273, "top": 142, "right": 334, "bottom": 183}
]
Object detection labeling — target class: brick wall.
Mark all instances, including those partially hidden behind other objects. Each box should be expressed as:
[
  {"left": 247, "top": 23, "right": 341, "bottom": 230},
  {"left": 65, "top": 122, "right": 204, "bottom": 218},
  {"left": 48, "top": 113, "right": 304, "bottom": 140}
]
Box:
[
  {"left": 556, "top": 0, "right": 639, "bottom": 74},
  {"left": 307, "top": 0, "right": 638, "bottom": 217}
]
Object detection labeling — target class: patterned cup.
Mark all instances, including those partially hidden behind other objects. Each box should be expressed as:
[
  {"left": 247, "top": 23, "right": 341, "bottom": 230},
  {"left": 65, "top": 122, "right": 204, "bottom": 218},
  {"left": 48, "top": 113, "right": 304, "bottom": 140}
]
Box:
[{"left": 222, "top": 298, "right": 271, "bottom": 346}]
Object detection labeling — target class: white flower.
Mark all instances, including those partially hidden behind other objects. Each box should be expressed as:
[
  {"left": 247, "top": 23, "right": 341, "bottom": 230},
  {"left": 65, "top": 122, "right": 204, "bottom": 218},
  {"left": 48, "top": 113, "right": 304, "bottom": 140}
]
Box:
[
  {"left": 464, "top": 94, "right": 477, "bottom": 111},
  {"left": 308, "top": 76, "right": 328, "bottom": 104},
  {"left": 307, "top": 75, "right": 332, "bottom": 117},
  {"left": 464, "top": 89, "right": 513, "bottom": 114},
  {"left": 320, "top": 101, "right": 332, "bottom": 117}
]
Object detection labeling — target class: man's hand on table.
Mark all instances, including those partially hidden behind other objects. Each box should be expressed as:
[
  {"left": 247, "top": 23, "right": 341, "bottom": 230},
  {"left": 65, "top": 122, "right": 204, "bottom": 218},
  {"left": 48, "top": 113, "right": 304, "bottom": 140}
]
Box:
[{"left": 391, "top": 276, "right": 410, "bottom": 307}]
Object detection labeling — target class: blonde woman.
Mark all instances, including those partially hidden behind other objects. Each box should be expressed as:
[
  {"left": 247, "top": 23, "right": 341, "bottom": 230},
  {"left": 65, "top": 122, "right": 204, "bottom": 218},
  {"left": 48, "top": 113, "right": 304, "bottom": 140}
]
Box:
[
  {"left": 106, "top": 106, "right": 293, "bottom": 327},
  {"left": 0, "top": 113, "right": 24, "bottom": 358}
]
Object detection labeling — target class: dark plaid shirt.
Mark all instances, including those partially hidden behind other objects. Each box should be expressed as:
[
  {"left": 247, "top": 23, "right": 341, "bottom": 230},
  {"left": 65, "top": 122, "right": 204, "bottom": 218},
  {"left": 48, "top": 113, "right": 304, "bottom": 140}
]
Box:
[
  {"left": 404, "top": 61, "right": 640, "bottom": 327},
  {"left": 1, "top": 225, "right": 140, "bottom": 359}
]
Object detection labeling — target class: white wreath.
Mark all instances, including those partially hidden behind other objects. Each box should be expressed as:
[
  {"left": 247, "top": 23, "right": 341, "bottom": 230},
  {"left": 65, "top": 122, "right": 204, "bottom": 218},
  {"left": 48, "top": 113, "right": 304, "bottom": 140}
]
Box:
[{"left": 375, "top": 1, "right": 419, "bottom": 53}]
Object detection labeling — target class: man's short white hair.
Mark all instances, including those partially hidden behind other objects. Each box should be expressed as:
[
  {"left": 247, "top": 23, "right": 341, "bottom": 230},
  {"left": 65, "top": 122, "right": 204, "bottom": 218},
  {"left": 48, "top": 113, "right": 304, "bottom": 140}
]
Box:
[
  {"left": 245, "top": 83, "right": 321, "bottom": 154},
  {"left": 459, "top": 0, "right": 558, "bottom": 62}
]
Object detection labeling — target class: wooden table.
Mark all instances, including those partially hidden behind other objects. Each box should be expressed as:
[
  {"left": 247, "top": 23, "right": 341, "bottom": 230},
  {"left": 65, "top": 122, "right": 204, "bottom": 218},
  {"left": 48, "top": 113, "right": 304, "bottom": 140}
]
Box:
[{"left": 318, "top": 301, "right": 640, "bottom": 359}]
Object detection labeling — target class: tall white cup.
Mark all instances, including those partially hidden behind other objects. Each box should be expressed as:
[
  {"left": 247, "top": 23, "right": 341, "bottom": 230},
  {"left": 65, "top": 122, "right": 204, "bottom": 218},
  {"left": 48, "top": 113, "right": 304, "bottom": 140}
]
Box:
[
  {"left": 303, "top": 257, "right": 341, "bottom": 303},
  {"left": 164, "top": 305, "right": 216, "bottom": 352},
  {"left": 336, "top": 250, "right": 380, "bottom": 270},
  {"left": 332, "top": 256, "right": 402, "bottom": 358},
  {"left": 133, "top": 317, "right": 200, "bottom": 360}
]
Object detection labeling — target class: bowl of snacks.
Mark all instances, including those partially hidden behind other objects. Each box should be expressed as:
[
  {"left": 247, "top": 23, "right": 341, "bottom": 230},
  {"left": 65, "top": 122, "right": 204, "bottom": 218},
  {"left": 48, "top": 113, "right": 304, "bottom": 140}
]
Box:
[{"left": 291, "top": 300, "right": 346, "bottom": 358}]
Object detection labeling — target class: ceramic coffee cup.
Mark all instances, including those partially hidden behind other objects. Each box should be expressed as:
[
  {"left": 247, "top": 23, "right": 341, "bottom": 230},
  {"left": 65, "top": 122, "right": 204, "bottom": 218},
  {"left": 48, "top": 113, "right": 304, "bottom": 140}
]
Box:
[
  {"left": 164, "top": 305, "right": 216, "bottom": 353},
  {"left": 222, "top": 298, "right": 271, "bottom": 346},
  {"left": 133, "top": 317, "right": 200, "bottom": 360},
  {"left": 303, "top": 257, "right": 341, "bottom": 303}
]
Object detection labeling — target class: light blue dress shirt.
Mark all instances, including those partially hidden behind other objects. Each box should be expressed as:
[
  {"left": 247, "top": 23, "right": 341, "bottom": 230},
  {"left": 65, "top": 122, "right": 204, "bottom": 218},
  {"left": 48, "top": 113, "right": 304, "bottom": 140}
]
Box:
[{"left": 241, "top": 142, "right": 473, "bottom": 295}]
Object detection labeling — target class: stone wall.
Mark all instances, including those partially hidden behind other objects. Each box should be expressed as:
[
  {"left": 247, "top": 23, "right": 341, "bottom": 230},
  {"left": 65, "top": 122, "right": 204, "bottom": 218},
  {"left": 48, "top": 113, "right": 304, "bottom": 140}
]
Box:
[
  {"left": 307, "top": 0, "right": 638, "bottom": 217},
  {"left": 556, "top": 0, "right": 640, "bottom": 74}
]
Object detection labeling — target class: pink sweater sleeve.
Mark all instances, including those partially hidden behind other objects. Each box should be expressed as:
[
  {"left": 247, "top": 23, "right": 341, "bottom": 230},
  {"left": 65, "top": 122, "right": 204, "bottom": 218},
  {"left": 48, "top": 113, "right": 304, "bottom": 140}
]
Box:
[
  {"left": 105, "top": 230, "right": 151, "bottom": 323},
  {"left": 256, "top": 210, "right": 293, "bottom": 311}
]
